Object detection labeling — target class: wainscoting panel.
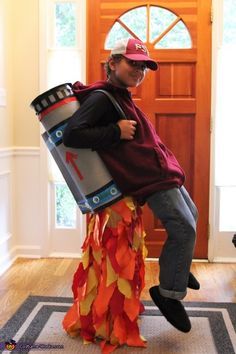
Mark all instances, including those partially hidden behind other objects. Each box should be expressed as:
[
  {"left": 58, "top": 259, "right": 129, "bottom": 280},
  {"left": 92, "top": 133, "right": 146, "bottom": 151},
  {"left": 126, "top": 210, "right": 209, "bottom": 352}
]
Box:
[
  {"left": 0, "top": 149, "right": 14, "bottom": 275},
  {"left": 0, "top": 147, "right": 41, "bottom": 276}
]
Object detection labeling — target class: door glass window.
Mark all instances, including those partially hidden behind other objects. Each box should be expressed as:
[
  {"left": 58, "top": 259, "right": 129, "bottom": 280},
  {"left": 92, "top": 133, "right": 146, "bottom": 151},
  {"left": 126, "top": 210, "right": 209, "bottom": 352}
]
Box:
[
  {"left": 47, "top": 1, "right": 81, "bottom": 229},
  {"left": 48, "top": 154, "right": 76, "bottom": 229},
  {"left": 55, "top": 2, "right": 77, "bottom": 47},
  {"left": 155, "top": 21, "right": 191, "bottom": 49},
  {"left": 105, "top": 21, "right": 135, "bottom": 49},
  {"left": 120, "top": 6, "right": 147, "bottom": 42},
  {"left": 150, "top": 6, "right": 177, "bottom": 42},
  {"left": 223, "top": 0, "right": 236, "bottom": 45},
  {"left": 105, "top": 5, "right": 192, "bottom": 49},
  {"left": 55, "top": 182, "right": 76, "bottom": 228}
]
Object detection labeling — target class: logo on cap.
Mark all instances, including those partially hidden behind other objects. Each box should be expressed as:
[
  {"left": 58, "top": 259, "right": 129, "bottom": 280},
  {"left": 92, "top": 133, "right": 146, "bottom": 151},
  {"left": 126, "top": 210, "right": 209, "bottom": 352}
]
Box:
[{"left": 135, "top": 43, "right": 148, "bottom": 54}]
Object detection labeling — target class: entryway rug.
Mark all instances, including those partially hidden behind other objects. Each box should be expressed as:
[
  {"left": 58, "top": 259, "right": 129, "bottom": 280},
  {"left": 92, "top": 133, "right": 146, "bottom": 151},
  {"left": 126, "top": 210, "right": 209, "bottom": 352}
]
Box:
[{"left": 0, "top": 296, "right": 235, "bottom": 354}]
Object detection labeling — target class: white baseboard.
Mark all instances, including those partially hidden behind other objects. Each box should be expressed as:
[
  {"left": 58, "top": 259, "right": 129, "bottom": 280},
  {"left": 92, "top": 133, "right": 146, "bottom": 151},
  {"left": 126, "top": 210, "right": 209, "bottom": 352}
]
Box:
[
  {"left": 0, "top": 232, "right": 12, "bottom": 246},
  {"left": 16, "top": 245, "right": 42, "bottom": 255},
  {"left": 0, "top": 257, "right": 18, "bottom": 277},
  {"left": 146, "top": 258, "right": 209, "bottom": 262},
  {"left": 0, "top": 246, "right": 18, "bottom": 276},
  {"left": 212, "top": 257, "right": 236, "bottom": 263},
  {"left": 0, "top": 245, "right": 42, "bottom": 276},
  {"left": 49, "top": 252, "right": 82, "bottom": 258}
]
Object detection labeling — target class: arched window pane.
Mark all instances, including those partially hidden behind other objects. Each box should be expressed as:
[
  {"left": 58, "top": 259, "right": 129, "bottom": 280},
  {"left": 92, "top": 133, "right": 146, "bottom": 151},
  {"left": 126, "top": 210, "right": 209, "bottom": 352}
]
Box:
[
  {"left": 105, "top": 6, "right": 192, "bottom": 50},
  {"left": 150, "top": 6, "right": 177, "bottom": 42},
  {"left": 105, "top": 22, "right": 134, "bottom": 49},
  {"left": 155, "top": 21, "right": 192, "bottom": 49},
  {"left": 120, "top": 6, "right": 147, "bottom": 42}
]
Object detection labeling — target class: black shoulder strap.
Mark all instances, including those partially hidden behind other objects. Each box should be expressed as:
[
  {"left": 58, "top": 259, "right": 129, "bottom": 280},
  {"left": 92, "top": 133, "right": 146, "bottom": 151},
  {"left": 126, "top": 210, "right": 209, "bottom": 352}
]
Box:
[{"left": 93, "top": 89, "right": 127, "bottom": 120}]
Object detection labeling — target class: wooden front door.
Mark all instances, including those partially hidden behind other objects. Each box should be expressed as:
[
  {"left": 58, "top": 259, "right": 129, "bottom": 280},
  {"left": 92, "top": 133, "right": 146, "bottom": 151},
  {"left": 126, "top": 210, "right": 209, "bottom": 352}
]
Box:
[{"left": 87, "top": 0, "right": 211, "bottom": 258}]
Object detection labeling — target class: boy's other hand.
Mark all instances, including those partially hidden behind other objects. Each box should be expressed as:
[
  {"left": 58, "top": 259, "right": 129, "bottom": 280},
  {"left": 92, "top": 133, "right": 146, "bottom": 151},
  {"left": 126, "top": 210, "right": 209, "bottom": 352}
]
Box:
[{"left": 117, "top": 119, "right": 137, "bottom": 140}]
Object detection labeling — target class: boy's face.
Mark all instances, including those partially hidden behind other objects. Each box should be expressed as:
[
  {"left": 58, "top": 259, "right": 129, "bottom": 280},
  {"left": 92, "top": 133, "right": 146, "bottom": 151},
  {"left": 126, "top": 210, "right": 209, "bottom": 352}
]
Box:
[{"left": 109, "top": 57, "right": 148, "bottom": 88}]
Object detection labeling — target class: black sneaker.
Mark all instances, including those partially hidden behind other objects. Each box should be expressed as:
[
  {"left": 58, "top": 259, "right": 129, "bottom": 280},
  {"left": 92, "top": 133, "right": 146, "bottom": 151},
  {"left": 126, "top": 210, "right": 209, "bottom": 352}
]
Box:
[
  {"left": 149, "top": 285, "right": 191, "bottom": 333},
  {"left": 188, "top": 272, "right": 200, "bottom": 290}
]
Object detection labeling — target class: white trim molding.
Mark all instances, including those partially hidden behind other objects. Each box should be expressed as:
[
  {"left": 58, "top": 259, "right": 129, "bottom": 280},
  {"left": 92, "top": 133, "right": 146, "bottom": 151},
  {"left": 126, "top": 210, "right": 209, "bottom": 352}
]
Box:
[
  {"left": 49, "top": 252, "right": 82, "bottom": 258},
  {"left": 16, "top": 245, "right": 42, "bottom": 256},
  {"left": 0, "top": 169, "right": 11, "bottom": 177},
  {"left": 38, "top": 0, "right": 87, "bottom": 258},
  {"left": 0, "top": 246, "right": 42, "bottom": 277},
  {"left": 209, "top": 0, "right": 236, "bottom": 263},
  {"left": 0, "top": 252, "right": 17, "bottom": 277},
  {"left": 0, "top": 147, "right": 13, "bottom": 158},
  {"left": 212, "top": 257, "right": 236, "bottom": 263},
  {"left": 0, "top": 146, "right": 40, "bottom": 157},
  {"left": 0, "top": 88, "right": 6, "bottom": 107},
  {"left": 13, "top": 147, "right": 40, "bottom": 156},
  {"left": 0, "top": 232, "right": 12, "bottom": 246}
]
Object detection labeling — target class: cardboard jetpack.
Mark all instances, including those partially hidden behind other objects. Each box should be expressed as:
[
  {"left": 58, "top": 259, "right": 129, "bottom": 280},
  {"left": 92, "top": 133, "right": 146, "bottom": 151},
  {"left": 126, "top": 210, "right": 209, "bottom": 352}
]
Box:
[{"left": 30, "top": 83, "right": 125, "bottom": 214}]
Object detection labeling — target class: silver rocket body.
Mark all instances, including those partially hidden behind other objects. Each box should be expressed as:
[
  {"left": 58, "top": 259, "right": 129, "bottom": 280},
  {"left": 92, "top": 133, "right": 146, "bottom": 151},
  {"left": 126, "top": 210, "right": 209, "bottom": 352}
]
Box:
[{"left": 30, "top": 83, "right": 122, "bottom": 214}]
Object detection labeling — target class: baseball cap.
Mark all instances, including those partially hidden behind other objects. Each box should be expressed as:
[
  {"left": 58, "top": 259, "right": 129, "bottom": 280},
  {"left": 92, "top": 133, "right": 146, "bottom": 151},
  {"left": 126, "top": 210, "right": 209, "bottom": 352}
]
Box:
[{"left": 110, "top": 38, "right": 158, "bottom": 71}]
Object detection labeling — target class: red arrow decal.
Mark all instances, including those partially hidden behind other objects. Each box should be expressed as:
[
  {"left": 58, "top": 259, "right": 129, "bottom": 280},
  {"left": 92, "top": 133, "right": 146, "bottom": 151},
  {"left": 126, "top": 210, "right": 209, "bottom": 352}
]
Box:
[{"left": 65, "top": 151, "right": 84, "bottom": 180}]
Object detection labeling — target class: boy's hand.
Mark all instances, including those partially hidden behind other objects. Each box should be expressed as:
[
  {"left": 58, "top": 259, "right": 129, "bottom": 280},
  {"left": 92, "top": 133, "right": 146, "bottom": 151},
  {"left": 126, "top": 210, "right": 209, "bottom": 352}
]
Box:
[{"left": 117, "top": 119, "right": 137, "bottom": 140}]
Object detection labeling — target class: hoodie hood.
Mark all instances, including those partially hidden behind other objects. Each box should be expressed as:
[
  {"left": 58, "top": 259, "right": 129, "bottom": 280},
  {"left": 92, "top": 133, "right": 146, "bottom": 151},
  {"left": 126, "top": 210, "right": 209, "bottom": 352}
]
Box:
[{"left": 72, "top": 80, "right": 130, "bottom": 102}]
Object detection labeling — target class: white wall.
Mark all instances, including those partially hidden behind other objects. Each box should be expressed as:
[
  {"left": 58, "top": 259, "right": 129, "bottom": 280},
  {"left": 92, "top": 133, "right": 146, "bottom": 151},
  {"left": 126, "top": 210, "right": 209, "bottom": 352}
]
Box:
[
  {"left": 0, "top": 0, "right": 42, "bottom": 275},
  {"left": 12, "top": 0, "right": 40, "bottom": 146},
  {"left": 0, "top": 0, "right": 13, "bottom": 147},
  {"left": 0, "top": 0, "right": 14, "bottom": 275}
]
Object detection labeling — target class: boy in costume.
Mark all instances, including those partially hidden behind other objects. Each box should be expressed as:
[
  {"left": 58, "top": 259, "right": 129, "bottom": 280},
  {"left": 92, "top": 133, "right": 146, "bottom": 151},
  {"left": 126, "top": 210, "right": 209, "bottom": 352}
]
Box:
[{"left": 63, "top": 38, "right": 200, "bottom": 333}]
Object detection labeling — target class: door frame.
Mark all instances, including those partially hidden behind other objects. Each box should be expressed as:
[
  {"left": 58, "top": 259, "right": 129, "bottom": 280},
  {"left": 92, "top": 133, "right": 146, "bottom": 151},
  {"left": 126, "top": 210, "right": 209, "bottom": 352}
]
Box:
[
  {"left": 209, "top": 0, "right": 236, "bottom": 262},
  {"left": 38, "top": 0, "right": 87, "bottom": 257},
  {"left": 86, "top": 0, "right": 211, "bottom": 259}
]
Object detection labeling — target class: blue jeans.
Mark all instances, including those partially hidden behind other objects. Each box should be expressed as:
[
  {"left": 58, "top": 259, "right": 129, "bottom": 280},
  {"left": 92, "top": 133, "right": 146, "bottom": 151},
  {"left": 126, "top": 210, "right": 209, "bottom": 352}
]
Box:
[{"left": 146, "top": 186, "right": 198, "bottom": 300}]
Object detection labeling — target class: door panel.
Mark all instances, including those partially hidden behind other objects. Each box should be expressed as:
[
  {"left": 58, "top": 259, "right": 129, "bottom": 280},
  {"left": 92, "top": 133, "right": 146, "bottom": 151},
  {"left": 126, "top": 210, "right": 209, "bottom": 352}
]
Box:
[
  {"left": 87, "top": 0, "right": 211, "bottom": 258},
  {"left": 156, "top": 113, "right": 195, "bottom": 193}
]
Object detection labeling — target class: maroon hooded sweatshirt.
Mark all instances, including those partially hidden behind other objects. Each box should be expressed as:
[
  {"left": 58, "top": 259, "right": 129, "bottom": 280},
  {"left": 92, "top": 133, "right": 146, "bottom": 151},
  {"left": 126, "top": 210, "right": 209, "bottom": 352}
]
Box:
[{"left": 65, "top": 80, "right": 185, "bottom": 205}]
